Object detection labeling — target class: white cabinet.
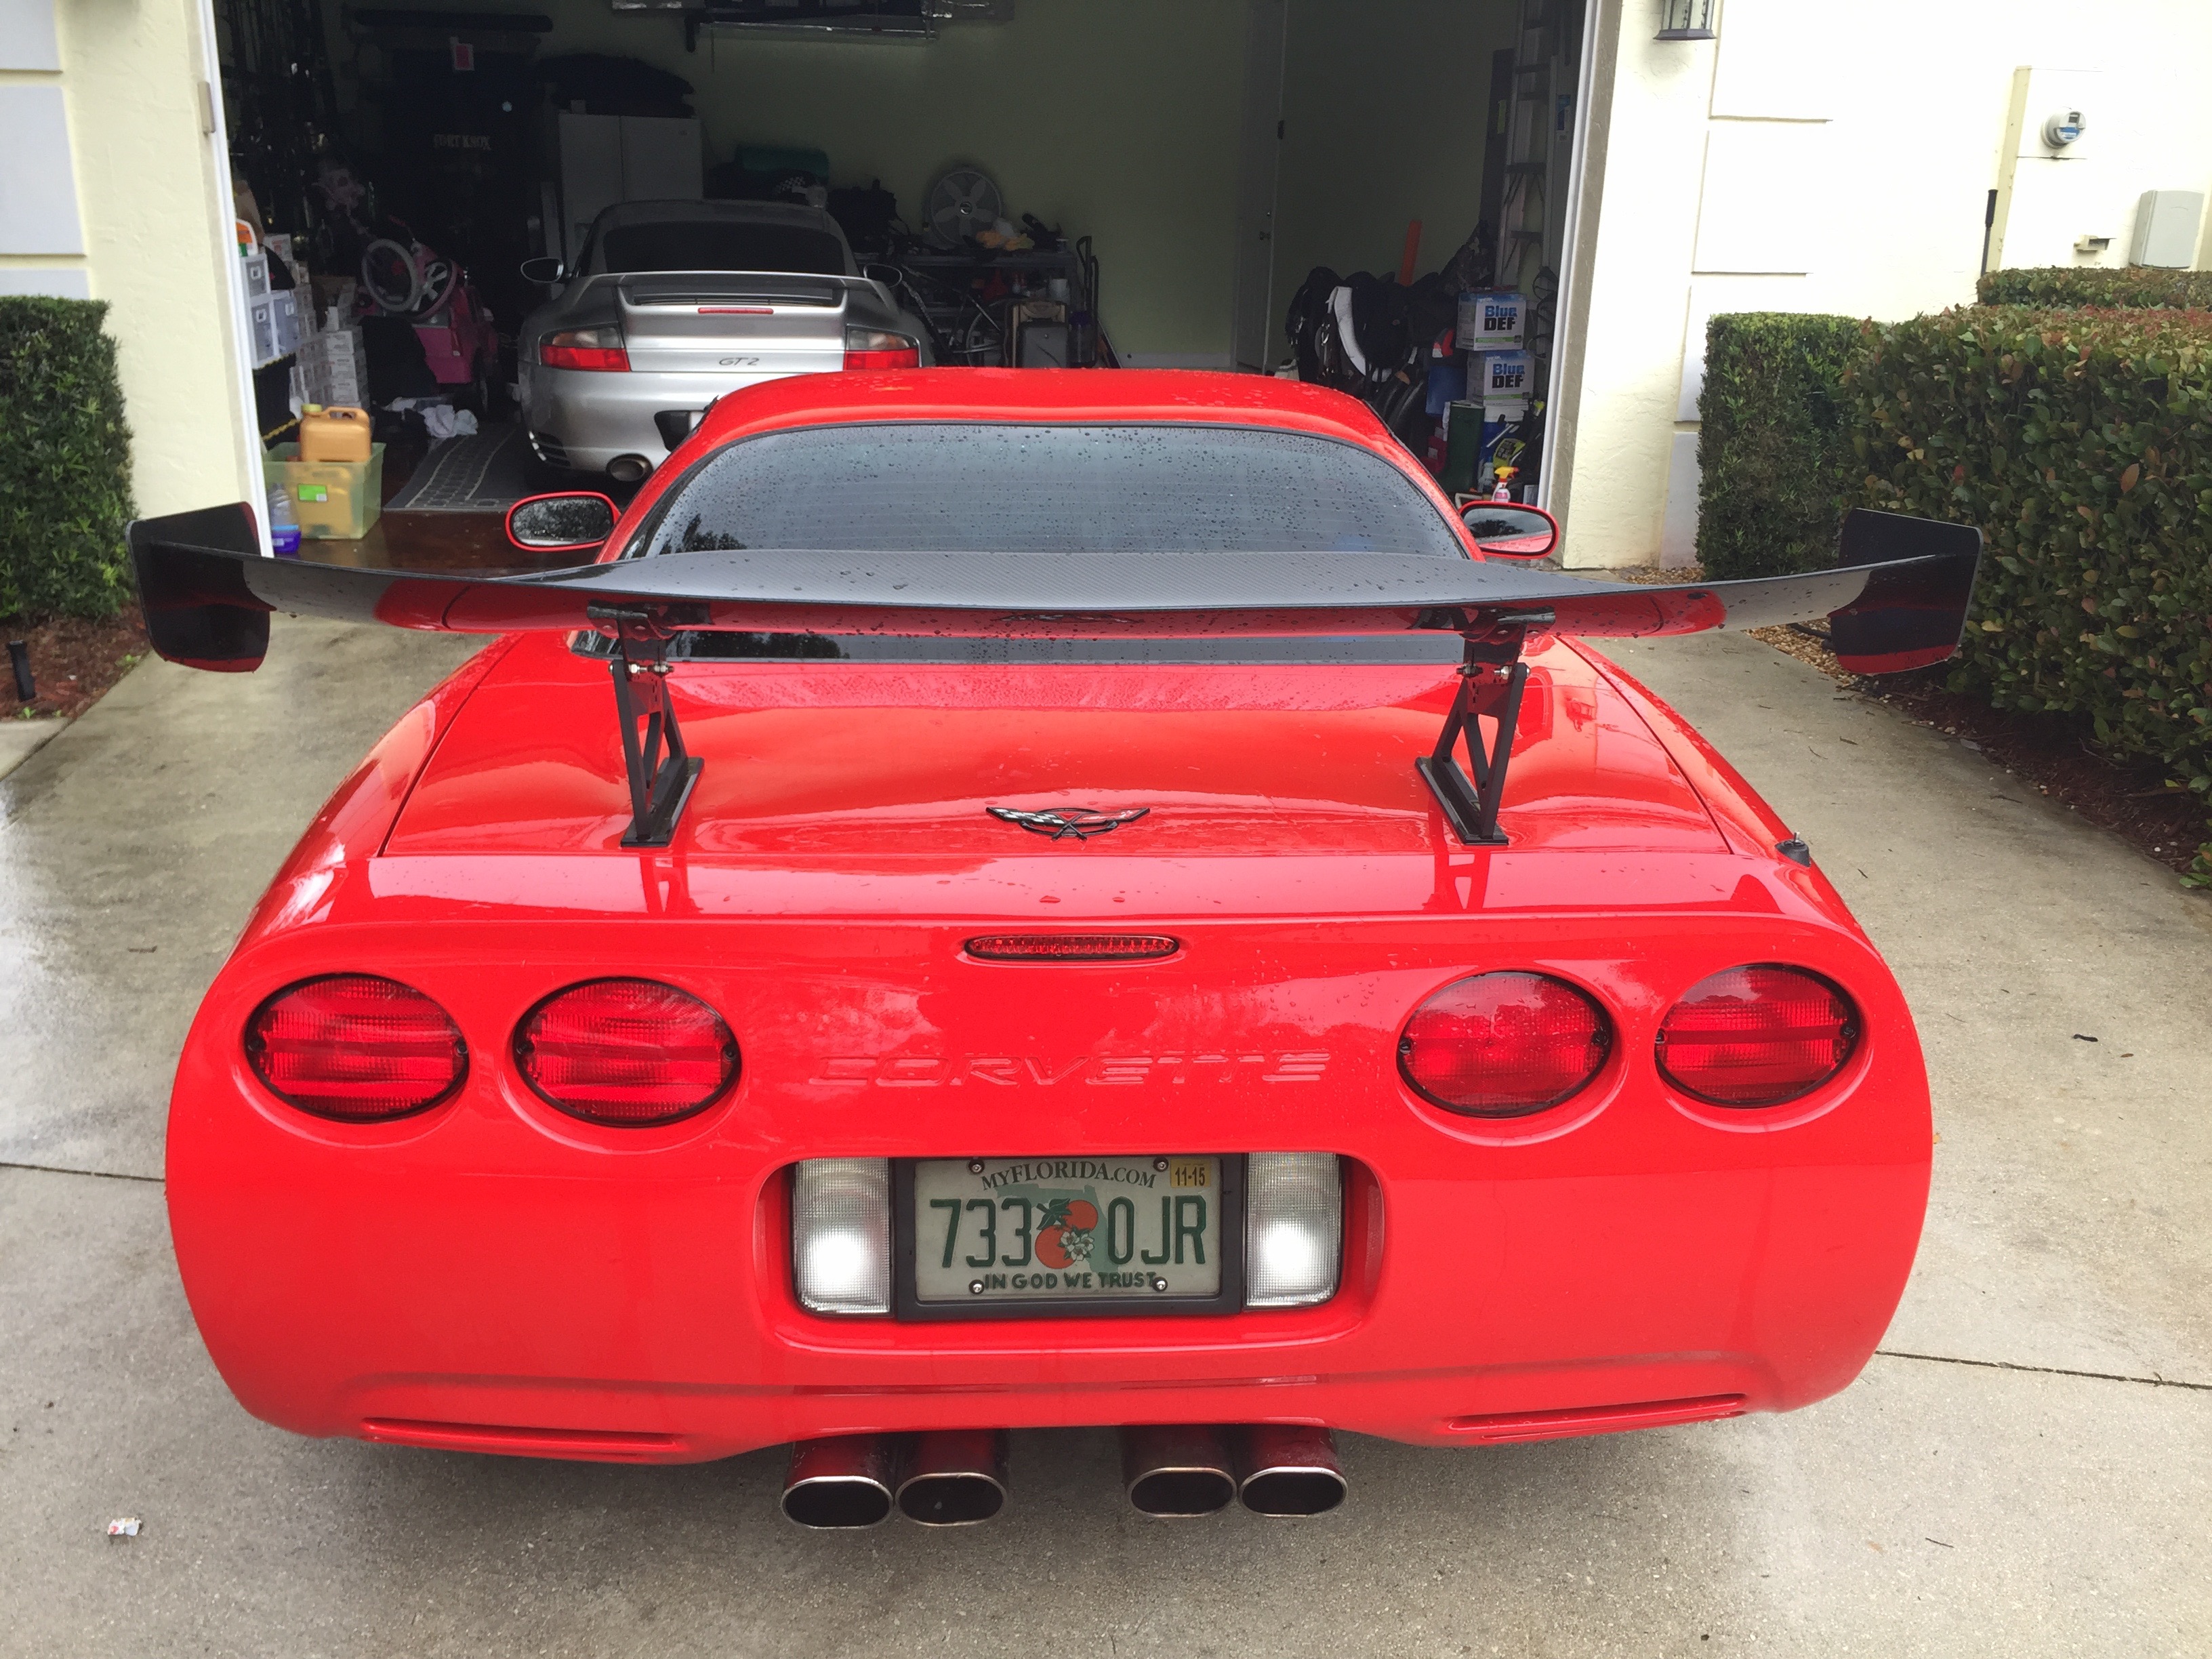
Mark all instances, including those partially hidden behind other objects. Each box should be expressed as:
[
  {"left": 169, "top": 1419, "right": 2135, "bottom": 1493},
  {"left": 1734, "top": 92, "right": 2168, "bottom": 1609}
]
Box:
[{"left": 558, "top": 113, "right": 703, "bottom": 267}]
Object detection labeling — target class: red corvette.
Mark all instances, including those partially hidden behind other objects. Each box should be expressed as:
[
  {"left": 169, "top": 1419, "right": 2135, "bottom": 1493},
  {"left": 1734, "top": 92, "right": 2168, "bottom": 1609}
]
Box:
[{"left": 131, "top": 371, "right": 1978, "bottom": 1527}]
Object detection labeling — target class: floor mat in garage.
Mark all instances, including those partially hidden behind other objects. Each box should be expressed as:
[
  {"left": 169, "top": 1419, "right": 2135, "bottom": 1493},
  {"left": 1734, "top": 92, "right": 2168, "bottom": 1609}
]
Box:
[{"left": 384, "top": 426, "right": 542, "bottom": 512}]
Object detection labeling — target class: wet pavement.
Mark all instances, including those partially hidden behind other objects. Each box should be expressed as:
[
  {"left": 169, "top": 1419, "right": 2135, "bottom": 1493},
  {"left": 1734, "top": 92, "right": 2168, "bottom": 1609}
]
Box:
[{"left": 0, "top": 621, "right": 2205, "bottom": 1656}]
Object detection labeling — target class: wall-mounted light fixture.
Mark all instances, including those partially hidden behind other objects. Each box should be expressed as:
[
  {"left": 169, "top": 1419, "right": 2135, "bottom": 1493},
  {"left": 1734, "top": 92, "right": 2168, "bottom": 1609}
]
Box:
[{"left": 1656, "top": 0, "right": 1718, "bottom": 40}]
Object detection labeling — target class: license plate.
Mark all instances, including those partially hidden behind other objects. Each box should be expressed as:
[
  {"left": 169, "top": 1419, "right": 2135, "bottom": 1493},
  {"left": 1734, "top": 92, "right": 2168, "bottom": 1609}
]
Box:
[{"left": 905, "top": 1155, "right": 1233, "bottom": 1313}]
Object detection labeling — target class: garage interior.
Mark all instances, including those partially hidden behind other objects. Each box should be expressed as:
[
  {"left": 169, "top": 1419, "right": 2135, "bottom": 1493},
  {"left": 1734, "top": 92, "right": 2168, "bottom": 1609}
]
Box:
[{"left": 213, "top": 0, "right": 1584, "bottom": 567}]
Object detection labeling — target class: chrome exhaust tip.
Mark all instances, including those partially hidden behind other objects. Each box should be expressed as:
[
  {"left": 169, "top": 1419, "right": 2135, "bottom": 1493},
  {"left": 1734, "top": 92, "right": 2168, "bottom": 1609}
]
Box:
[
  {"left": 1234, "top": 1424, "right": 1347, "bottom": 1517},
  {"left": 1121, "top": 1424, "right": 1237, "bottom": 1518},
  {"left": 607, "top": 453, "right": 653, "bottom": 484},
  {"left": 781, "top": 1435, "right": 902, "bottom": 1529},
  {"left": 896, "top": 1429, "right": 1009, "bottom": 1526}
]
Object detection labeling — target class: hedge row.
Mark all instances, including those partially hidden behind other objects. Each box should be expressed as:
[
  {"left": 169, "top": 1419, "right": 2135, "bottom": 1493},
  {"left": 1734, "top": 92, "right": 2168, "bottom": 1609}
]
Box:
[
  {"left": 1976, "top": 266, "right": 2212, "bottom": 310},
  {"left": 1842, "top": 306, "right": 2212, "bottom": 877},
  {"left": 0, "top": 297, "right": 134, "bottom": 622},
  {"left": 1694, "top": 312, "right": 1862, "bottom": 579}
]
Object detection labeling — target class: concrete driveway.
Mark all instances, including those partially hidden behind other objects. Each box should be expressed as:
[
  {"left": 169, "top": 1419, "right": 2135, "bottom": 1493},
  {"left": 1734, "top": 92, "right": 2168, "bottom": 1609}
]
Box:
[{"left": 1, "top": 621, "right": 2205, "bottom": 1657}]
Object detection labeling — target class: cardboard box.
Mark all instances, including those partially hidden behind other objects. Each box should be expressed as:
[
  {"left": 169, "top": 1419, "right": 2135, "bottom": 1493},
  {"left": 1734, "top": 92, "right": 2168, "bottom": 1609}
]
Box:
[
  {"left": 1475, "top": 348, "right": 1534, "bottom": 413},
  {"left": 264, "top": 441, "right": 385, "bottom": 540},
  {"left": 247, "top": 297, "right": 280, "bottom": 367},
  {"left": 1456, "top": 290, "right": 1524, "bottom": 350},
  {"left": 270, "top": 291, "right": 300, "bottom": 359},
  {"left": 298, "top": 327, "right": 368, "bottom": 407}
]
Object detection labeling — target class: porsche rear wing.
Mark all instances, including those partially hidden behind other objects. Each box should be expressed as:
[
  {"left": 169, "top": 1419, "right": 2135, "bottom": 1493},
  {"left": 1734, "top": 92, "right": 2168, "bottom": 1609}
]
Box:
[{"left": 127, "top": 505, "right": 1980, "bottom": 849}]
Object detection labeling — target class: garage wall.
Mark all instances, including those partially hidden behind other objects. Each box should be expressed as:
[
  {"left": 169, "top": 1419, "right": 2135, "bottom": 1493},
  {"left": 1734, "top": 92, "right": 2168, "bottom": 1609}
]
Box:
[
  {"left": 1269, "top": 0, "right": 1516, "bottom": 333},
  {"left": 1563, "top": 0, "right": 2212, "bottom": 570},
  {"left": 9, "top": 0, "right": 255, "bottom": 518},
  {"left": 344, "top": 0, "right": 1250, "bottom": 365}
]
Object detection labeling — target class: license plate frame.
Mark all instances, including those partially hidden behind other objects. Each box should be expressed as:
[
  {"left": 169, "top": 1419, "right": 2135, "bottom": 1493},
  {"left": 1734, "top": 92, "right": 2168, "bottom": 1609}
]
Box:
[{"left": 892, "top": 1155, "right": 1246, "bottom": 1322}]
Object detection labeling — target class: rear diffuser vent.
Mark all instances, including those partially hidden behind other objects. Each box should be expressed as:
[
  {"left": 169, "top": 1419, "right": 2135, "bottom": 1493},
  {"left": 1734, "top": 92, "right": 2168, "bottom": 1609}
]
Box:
[{"left": 965, "top": 934, "right": 1180, "bottom": 963}]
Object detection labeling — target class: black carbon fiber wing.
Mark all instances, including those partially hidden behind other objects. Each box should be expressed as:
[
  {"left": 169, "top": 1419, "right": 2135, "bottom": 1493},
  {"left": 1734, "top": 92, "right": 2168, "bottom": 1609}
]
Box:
[{"left": 129, "top": 505, "right": 1978, "bottom": 678}]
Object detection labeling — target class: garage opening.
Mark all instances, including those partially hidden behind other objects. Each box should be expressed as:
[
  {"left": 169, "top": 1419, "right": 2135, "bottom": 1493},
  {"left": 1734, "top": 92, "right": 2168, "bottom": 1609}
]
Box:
[{"left": 209, "top": 0, "right": 1589, "bottom": 567}]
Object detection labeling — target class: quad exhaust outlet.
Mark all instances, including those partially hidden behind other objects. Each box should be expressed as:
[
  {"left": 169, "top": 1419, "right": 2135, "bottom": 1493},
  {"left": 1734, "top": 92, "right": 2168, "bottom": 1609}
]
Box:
[
  {"left": 783, "top": 1424, "right": 1345, "bottom": 1527},
  {"left": 1233, "top": 1423, "right": 1347, "bottom": 1516},
  {"left": 897, "top": 1429, "right": 1010, "bottom": 1526},
  {"left": 1121, "top": 1424, "right": 1237, "bottom": 1517},
  {"left": 781, "top": 1435, "right": 901, "bottom": 1529}
]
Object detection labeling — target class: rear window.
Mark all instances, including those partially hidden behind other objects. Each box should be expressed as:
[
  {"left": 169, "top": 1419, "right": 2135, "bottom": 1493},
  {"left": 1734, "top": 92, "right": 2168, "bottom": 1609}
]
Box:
[
  {"left": 598, "top": 222, "right": 847, "bottom": 276},
  {"left": 640, "top": 423, "right": 1465, "bottom": 557}
]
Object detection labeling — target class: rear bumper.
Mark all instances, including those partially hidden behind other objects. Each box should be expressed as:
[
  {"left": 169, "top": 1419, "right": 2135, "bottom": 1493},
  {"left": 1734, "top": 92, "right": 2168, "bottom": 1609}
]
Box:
[
  {"left": 523, "top": 363, "right": 825, "bottom": 473},
  {"left": 168, "top": 908, "right": 1932, "bottom": 1462}
]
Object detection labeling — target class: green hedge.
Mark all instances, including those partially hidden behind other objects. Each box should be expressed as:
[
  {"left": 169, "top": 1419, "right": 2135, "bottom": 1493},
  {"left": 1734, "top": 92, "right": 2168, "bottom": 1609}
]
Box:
[
  {"left": 1976, "top": 266, "right": 2212, "bottom": 309},
  {"left": 1694, "top": 312, "right": 1864, "bottom": 579},
  {"left": 0, "top": 297, "right": 134, "bottom": 622},
  {"left": 1843, "top": 306, "right": 2212, "bottom": 878}
]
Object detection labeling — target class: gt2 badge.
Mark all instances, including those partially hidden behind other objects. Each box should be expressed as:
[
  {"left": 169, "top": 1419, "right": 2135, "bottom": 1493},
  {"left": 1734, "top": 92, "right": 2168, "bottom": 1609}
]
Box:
[{"left": 987, "top": 806, "right": 1149, "bottom": 840}]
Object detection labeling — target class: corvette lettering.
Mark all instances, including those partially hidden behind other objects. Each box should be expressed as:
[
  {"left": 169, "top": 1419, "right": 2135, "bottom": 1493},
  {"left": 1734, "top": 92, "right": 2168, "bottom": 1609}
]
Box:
[{"left": 809, "top": 1052, "right": 1330, "bottom": 1086}]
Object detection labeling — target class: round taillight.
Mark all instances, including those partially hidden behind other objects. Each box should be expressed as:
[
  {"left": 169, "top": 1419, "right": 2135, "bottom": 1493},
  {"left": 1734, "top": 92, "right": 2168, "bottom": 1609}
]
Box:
[
  {"left": 1398, "top": 972, "right": 1612, "bottom": 1116},
  {"left": 1656, "top": 965, "right": 1859, "bottom": 1107},
  {"left": 245, "top": 975, "right": 467, "bottom": 1122},
  {"left": 514, "top": 979, "right": 739, "bottom": 1126}
]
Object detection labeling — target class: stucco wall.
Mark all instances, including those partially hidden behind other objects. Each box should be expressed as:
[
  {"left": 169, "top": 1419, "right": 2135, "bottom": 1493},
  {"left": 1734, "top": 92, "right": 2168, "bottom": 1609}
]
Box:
[
  {"left": 52, "top": 0, "right": 257, "bottom": 519},
  {"left": 1562, "top": 0, "right": 2212, "bottom": 570}
]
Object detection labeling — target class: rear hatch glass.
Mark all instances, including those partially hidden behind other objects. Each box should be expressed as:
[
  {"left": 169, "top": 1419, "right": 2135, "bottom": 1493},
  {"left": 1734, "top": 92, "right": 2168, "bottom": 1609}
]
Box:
[
  {"left": 599, "top": 222, "right": 846, "bottom": 274},
  {"left": 636, "top": 424, "right": 1467, "bottom": 556}
]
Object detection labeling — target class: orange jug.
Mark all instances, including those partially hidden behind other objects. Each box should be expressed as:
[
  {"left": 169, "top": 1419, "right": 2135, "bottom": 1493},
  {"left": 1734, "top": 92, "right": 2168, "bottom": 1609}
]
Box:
[{"left": 298, "top": 405, "right": 372, "bottom": 464}]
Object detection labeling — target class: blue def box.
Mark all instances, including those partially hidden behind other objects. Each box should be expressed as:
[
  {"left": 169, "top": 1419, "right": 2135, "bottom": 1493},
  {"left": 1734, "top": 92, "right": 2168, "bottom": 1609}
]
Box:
[
  {"left": 1455, "top": 290, "right": 1525, "bottom": 350},
  {"left": 1476, "top": 348, "right": 1534, "bottom": 411}
]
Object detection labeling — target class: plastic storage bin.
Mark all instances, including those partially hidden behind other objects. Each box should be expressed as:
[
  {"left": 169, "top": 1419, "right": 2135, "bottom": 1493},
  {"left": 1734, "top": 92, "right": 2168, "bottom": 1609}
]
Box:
[{"left": 264, "top": 442, "right": 384, "bottom": 540}]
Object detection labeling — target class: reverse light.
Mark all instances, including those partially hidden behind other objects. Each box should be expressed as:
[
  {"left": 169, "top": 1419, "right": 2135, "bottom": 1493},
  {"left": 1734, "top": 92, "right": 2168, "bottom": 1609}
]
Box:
[
  {"left": 792, "top": 1158, "right": 892, "bottom": 1314},
  {"left": 1243, "top": 1153, "right": 1343, "bottom": 1309},
  {"left": 245, "top": 974, "right": 466, "bottom": 1122},
  {"left": 1399, "top": 971, "right": 1612, "bottom": 1116},
  {"left": 540, "top": 325, "right": 629, "bottom": 371},
  {"left": 514, "top": 979, "right": 738, "bottom": 1126},
  {"left": 1656, "top": 965, "right": 1858, "bottom": 1107},
  {"left": 965, "top": 934, "right": 1180, "bottom": 962},
  {"left": 843, "top": 326, "right": 920, "bottom": 370}
]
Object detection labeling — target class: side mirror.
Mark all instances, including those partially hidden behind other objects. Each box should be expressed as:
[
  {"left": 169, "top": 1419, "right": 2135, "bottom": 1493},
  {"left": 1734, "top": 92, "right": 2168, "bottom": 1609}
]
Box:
[
  {"left": 1460, "top": 501, "right": 1559, "bottom": 560},
  {"left": 506, "top": 491, "right": 617, "bottom": 554},
  {"left": 520, "top": 255, "right": 566, "bottom": 285}
]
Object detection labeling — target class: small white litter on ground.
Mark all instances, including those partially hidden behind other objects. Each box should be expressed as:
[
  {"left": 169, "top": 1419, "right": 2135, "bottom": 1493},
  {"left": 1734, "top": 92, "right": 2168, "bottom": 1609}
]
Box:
[{"left": 106, "top": 1517, "right": 141, "bottom": 1539}]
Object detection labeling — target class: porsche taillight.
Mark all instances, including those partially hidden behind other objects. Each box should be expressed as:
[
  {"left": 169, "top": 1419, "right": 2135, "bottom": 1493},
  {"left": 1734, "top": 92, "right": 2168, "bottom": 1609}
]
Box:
[
  {"left": 1398, "top": 972, "right": 1612, "bottom": 1115},
  {"left": 245, "top": 975, "right": 467, "bottom": 1122},
  {"left": 842, "top": 326, "right": 920, "bottom": 370},
  {"left": 1656, "top": 965, "right": 1859, "bottom": 1107},
  {"left": 540, "top": 326, "right": 629, "bottom": 371},
  {"left": 514, "top": 979, "right": 739, "bottom": 1126}
]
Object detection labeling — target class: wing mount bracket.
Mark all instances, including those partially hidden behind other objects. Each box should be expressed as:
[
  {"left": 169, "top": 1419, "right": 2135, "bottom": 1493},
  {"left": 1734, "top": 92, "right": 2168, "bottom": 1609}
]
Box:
[
  {"left": 1415, "top": 611, "right": 1550, "bottom": 846},
  {"left": 589, "top": 602, "right": 703, "bottom": 848}
]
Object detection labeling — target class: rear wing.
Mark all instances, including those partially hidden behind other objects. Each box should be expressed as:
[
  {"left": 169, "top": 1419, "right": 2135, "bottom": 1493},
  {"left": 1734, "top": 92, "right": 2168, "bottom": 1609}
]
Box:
[{"left": 128, "top": 504, "right": 1980, "bottom": 848}]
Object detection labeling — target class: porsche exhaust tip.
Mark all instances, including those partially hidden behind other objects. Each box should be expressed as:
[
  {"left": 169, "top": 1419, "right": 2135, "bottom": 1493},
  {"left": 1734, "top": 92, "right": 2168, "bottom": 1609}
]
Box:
[
  {"left": 607, "top": 453, "right": 653, "bottom": 484},
  {"left": 1122, "top": 1425, "right": 1237, "bottom": 1518},
  {"left": 896, "top": 1429, "right": 1009, "bottom": 1526},
  {"left": 781, "top": 1435, "right": 901, "bottom": 1529},
  {"left": 1234, "top": 1425, "right": 1347, "bottom": 1517}
]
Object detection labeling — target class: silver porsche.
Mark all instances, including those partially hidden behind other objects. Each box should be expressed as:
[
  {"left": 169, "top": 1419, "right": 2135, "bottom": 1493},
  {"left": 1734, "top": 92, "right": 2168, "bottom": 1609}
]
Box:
[{"left": 516, "top": 199, "right": 935, "bottom": 483}]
